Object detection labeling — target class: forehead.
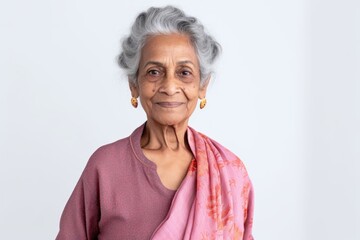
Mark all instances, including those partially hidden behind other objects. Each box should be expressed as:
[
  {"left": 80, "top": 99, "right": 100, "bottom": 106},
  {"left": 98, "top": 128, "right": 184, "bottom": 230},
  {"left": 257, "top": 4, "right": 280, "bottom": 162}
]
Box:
[{"left": 140, "top": 34, "right": 199, "bottom": 66}]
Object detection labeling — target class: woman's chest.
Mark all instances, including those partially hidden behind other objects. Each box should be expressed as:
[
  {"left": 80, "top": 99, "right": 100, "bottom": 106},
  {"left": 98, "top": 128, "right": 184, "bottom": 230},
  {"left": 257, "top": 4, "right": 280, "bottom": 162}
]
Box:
[{"left": 96, "top": 162, "right": 175, "bottom": 239}]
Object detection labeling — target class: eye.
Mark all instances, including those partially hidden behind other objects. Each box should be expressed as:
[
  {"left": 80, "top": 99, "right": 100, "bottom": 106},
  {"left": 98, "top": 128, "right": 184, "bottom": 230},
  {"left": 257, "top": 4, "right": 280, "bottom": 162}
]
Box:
[
  {"left": 144, "top": 68, "right": 164, "bottom": 81},
  {"left": 148, "top": 69, "right": 160, "bottom": 76},
  {"left": 180, "top": 70, "right": 191, "bottom": 76},
  {"left": 178, "top": 68, "right": 193, "bottom": 77}
]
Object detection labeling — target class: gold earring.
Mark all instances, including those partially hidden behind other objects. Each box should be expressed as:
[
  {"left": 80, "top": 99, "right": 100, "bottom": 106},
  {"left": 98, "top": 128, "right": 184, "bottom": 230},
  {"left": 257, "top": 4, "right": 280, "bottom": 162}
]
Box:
[
  {"left": 131, "top": 97, "right": 138, "bottom": 108},
  {"left": 200, "top": 98, "right": 207, "bottom": 109}
]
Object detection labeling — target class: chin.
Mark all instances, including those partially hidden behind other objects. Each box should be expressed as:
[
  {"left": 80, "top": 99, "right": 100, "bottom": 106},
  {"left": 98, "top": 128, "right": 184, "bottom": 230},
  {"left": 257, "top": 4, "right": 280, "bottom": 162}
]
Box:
[{"left": 152, "top": 115, "right": 190, "bottom": 127}]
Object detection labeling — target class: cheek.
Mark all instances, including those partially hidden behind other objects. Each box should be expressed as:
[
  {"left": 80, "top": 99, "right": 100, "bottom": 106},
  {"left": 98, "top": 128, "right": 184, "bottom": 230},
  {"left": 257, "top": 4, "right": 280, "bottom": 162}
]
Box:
[
  {"left": 182, "top": 84, "right": 200, "bottom": 99},
  {"left": 147, "top": 81, "right": 158, "bottom": 94},
  {"left": 139, "top": 82, "right": 157, "bottom": 98}
]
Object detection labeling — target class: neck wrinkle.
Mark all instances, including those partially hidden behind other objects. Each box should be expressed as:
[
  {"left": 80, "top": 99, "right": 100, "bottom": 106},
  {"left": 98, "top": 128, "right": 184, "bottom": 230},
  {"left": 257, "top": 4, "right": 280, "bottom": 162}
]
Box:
[{"left": 142, "top": 120, "right": 188, "bottom": 151}]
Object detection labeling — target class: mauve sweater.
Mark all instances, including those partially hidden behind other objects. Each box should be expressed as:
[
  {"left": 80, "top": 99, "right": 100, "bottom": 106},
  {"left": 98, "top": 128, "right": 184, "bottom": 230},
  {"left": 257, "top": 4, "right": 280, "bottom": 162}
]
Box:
[{"left": 56, "top": 125, "right": 176, "bottom": 240}]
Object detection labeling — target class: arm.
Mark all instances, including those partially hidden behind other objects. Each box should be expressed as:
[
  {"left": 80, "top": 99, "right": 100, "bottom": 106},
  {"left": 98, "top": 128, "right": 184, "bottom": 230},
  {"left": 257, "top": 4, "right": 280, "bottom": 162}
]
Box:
[
  {"left": 243, "top": 183, "right": 255, "bottom": 240},
  {"left": 56, "top": 161, "right": 100, "bottom": 240}
]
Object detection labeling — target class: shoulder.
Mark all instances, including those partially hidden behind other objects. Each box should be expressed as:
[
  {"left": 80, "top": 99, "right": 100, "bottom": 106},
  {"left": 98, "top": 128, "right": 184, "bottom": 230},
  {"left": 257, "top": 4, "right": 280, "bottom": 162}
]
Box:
[
  {"left": 77, "top": 136, "right": 133, "bottom": 187},
  {"left": 189, "top": 126, "right": 239, "bottom": 159},
  {"left": 189, "top": 127, "right": 251, "bottom": 178},
  {"left": 81, "top": 124, "right": 145, "bottom": 178},
  {"left": 85, "top": 137, "right": 130, "bottom": 170},
  {"left": 212, "top": 137, "right": 250, "bottom": 174}
]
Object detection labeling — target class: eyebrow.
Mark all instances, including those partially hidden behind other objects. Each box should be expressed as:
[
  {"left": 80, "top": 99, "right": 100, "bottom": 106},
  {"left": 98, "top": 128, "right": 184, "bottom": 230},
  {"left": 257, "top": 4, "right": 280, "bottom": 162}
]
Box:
[
  {"left": 177, "top": 60, "right": 196, "bottom": 66},
  {"left": 142, "top": 60, "right": 196, "bottom": 68},
  {"left": 143, "top": 61, "right": 164, "bottom": 68}
]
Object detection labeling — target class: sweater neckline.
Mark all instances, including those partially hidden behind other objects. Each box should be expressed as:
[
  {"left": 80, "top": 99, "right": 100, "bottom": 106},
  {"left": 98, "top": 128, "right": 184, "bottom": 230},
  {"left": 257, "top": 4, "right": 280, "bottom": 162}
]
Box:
[{"left": 130, "top": 123, "right": 184, "bottom": 193}]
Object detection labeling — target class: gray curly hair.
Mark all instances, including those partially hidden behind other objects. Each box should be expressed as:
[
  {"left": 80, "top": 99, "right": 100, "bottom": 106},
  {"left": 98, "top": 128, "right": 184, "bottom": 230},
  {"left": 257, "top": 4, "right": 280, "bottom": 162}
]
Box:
[{"left": 117, "top": 6, "right": 221, "bottom": 86}]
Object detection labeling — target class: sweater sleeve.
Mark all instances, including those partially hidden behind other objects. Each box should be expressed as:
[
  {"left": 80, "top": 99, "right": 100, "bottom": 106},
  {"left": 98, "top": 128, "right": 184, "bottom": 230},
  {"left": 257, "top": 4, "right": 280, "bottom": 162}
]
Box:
[{"left": 56, "top": 155, "right": 100, "bottom": 240}]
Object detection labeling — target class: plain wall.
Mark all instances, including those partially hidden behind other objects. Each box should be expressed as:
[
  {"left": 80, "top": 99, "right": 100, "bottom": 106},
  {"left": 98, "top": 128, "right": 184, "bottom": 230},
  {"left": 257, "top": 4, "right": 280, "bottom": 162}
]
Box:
[{"left": 1, "top": 0, "right": 359, "bottom": 239}]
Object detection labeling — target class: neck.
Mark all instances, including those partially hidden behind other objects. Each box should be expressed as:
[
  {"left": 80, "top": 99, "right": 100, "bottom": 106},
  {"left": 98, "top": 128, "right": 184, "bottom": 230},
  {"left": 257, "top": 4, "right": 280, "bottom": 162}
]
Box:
[{"left": 141, "top": 120, "right": 189, "bottom": 151}]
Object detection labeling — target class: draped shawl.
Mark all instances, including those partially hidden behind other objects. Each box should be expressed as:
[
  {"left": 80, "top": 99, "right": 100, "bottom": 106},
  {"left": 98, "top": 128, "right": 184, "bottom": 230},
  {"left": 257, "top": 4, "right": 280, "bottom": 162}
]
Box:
[{"left": 151, "top": 127, "right": 254, "bottom": 240}]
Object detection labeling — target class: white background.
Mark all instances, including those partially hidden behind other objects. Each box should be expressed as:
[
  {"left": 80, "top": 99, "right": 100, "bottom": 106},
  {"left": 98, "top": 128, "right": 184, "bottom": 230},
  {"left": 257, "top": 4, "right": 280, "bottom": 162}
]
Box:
[{"left": 1, "top": 0, "right": 359, "bottom": 239}]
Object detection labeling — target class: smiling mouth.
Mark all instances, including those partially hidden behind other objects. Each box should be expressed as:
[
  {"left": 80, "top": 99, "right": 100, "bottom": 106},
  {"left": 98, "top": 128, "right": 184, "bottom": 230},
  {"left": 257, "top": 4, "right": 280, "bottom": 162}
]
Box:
[{"left": 156, "top": 102, "right": 184, "bottom": 108}]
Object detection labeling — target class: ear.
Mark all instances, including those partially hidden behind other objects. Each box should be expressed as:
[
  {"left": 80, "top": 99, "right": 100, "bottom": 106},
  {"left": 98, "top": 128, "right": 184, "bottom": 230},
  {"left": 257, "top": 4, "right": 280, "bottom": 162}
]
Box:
[
  {"left": 129, "top": 79, "right": 139, "bottom": 98},
  {"left": 198, "top": 77, "right": 210, "bottom": 99}
]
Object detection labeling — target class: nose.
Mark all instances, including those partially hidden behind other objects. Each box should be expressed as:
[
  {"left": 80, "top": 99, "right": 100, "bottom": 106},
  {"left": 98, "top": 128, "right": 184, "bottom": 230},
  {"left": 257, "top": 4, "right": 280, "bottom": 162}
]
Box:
[{"left": 158, "top": 74, "right": 181, "bottom": 96}]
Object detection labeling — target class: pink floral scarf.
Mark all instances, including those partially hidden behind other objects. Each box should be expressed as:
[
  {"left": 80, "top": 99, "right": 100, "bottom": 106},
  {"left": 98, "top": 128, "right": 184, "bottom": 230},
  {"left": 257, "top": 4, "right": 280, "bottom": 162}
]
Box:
[{"left": 151, "top": 127, "right": 254, "bottom": 240}]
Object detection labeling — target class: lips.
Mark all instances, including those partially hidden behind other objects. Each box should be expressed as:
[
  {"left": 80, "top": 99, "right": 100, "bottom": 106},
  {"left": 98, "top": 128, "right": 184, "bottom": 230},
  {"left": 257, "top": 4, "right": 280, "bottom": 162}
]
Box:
[{"left": 156, "top": 102, "right": 184, "bottom": 108}]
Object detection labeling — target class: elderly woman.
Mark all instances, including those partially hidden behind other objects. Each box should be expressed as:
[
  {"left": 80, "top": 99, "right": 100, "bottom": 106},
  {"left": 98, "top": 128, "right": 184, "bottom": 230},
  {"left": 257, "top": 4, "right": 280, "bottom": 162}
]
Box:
[{"left": 56, "top": 6, "right": 254, "bottom": 240}]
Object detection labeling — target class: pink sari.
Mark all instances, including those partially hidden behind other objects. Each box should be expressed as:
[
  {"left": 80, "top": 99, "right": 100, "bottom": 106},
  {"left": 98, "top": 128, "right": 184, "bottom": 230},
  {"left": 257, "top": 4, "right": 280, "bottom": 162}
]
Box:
[{"left": 151, "top": 127, "right": 254, "bottom": 240}]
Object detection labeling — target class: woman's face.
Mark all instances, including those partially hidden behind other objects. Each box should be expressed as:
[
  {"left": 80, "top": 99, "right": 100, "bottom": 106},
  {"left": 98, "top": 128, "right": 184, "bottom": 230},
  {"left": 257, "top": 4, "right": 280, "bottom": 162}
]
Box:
[{"left": 130, "top": 34, "right": 208, "bottom": 127}]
